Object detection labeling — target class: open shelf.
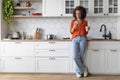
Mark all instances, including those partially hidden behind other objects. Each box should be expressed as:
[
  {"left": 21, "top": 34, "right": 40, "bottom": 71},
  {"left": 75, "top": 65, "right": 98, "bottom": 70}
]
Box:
[
  {"left": 12, "top": 15, "right": 42, "bottom": 18},
  {"left": 18, "top": 0, "right": 40, "bottom": 2},
  {"left": 14, "top": 7, "right": 35, "bottom": 10}
]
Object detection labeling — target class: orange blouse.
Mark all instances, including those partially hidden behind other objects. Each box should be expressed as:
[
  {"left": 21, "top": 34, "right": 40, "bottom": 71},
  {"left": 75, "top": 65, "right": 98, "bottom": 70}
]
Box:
[{"left": 70, "top": 19, "right": 88, "bottom": 39}]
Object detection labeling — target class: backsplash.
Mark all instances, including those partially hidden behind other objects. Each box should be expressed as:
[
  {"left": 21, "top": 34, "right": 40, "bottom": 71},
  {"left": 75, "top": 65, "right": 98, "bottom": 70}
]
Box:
[{"left": 12, "top": 17, "right": 118, "bottom": 40}]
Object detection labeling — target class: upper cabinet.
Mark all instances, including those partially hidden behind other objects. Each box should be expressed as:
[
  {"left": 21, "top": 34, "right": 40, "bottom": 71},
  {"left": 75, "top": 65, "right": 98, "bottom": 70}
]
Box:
[
  {"left": 76, "top": 0, "right": 92, "bottom": 16},
  {"left": 62, "top": 0, "right": 76, "bottom": 16},
  {"left": 13, "top": 0, "right": 120, "bottom": 17},
  {"left": 92, "top": 0, "right": 120, "bottom": 16},
  {"left": 43, "top": 0, "right": 63, "bottom": 17},
  {"left": 43, "top": 0, "right": 76, "bottom": 17},
  {"left": 43, "top": 0, "right": 90, "bottom": 17}
]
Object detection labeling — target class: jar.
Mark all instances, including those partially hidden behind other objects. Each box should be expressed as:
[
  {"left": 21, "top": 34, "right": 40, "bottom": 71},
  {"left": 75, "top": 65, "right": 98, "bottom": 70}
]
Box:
[{"left": 26, "top": 1, "right": 32, "bottom": 7}]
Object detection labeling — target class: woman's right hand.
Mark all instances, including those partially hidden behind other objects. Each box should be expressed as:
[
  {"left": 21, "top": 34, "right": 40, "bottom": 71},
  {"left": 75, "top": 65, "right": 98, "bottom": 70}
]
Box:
[
  {"left": 71, "top": 21, "right": 78, "bottom": 33},
  {"left": 73, "top": 21, "right": 78, "bottom": 28}
]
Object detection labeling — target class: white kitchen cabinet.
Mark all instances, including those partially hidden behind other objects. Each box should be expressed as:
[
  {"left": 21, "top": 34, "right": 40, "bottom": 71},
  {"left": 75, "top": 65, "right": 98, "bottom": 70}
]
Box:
[
  {"left": 43, "top": 0, "right": 63, "bottom": 16},
  {"left": 35, "top": 42, "right": 70, "bottom": 73},
  {"left": 62, "top": 0, "right": 76, "bottom": 16},
  {"left": 70, "top": 41, "right": 120, "bottom": 74},
  {"left": 4, "top": 57, "right": 35, "bottom": 72},
  {"left": 62, "top": 0, "right": 92, "bottom": 16},
  {"left": 76, "top": 0, "right": 92, "bottom": 16},
  {"left": 3, "top": 42, "right": 34, "bottom": 57},
  {"left": 86, "top": 41, "right": 120, "bottom": 74},
  {"left": 70, "top": 49, "right": 106, "bottom": 74},
  {"left": 36, "top": 57, "right": 69, "bottom": 73},
  {"left": 92, "top": 0, "right": 120, "bottom": 16},
  {"left": 87, "top": 49, "right": 105, "bottom": 74},
  {"left": 0, "top": 43, "right": 2, "bottom": 56},
  {"left": 35, "top": 42, "right": 70, "bottom": 50},
  {"left": 105, "top": 49, "right": 120, "bottom": 74},
  {"left": 36, "top": 49, "right": 69, "bottom": 57},
  {"left": 0, "top": 58, "right": 3, "bottom": 72},
  {"left": 69, "top": 42, "right": 90, "bottom": 73},
  {"left": 43, "top": 0, "right": 77, "bottom": 17}
]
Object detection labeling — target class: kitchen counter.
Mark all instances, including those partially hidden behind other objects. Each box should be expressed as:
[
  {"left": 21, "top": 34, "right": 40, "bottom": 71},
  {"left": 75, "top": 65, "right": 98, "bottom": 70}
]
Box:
[
  {"left": 1, "top": 38, "right": 120, "bottom": 42},
  {"left": 87, "top": 39, "right": 119, "bottom": 41},
  {"left": 0, "top": 39, "right": 72, "bottom": 42}
]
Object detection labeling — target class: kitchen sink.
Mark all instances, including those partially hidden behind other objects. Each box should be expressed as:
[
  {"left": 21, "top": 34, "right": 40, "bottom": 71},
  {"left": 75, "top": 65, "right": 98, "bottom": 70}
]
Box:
[{"left": 88, "top": 38, "right": 118, "bottom": 41}]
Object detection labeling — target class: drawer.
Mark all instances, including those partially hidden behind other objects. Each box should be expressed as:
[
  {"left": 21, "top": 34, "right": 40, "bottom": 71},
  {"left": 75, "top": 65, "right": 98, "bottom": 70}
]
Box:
[
  {"left": 35, "top": 49, "right": 69, "bottom": 56},
  {"left": 35, "top": 42, "right": 70, "bottom": 50},
  {"left": 36, "top": 57, "right": 69, "bottom": 73},
  {"left": 3, "top": 42, "right": 34, "bottom": 57},
  {"left": 88, "top": 42, "right": 119, "bottom": 49},
  {"left": 4, "top": 57, "right": 35, "bottom": 72}
]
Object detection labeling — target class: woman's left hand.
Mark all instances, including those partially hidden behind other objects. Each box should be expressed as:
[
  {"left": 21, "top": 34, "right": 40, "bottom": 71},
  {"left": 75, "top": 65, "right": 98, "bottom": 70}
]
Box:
[{"left": 85, "top": 26, "right": 90, "bottom": 32}]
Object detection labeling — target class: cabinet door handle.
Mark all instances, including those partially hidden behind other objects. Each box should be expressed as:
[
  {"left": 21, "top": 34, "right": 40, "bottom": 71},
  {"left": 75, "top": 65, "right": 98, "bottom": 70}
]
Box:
[
  {"left": 49, "top": 57, "right": 55, "bottom": 60},
  {"left": 49, "top": 49, "right": 55, "bottom": 52},
  {"left": 92, "top": 50, "right": 99, "bottom": 52},
  {"left": 15, "top": 57, "right": 22, "bottom": 60},
  {"left": 110, "top": 50, "right": 117, "bottom": 52}
]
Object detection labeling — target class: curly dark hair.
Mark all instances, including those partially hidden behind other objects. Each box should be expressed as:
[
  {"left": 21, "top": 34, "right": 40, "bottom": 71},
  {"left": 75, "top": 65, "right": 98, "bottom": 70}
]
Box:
[{"left": 73, "top": 6, "right": 86, "bottom": 20}]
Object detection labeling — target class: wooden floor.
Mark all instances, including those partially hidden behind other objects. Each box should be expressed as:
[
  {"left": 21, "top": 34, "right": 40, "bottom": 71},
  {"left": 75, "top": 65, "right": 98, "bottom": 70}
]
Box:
[{"left": 0, "top": 73, "right": 120, "bottom": 80}]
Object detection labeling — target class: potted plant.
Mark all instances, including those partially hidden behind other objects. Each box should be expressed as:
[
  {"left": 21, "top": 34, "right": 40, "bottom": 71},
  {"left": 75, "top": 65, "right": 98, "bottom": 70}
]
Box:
[{"left": 2, "top": 0, "right": 14, "bottom": 32}]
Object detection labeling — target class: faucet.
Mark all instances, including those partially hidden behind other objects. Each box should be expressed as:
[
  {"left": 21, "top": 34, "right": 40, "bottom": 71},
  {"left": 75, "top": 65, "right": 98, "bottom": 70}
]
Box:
[{"left": 100, "top": 24, "right": 112, "bottom": 39}]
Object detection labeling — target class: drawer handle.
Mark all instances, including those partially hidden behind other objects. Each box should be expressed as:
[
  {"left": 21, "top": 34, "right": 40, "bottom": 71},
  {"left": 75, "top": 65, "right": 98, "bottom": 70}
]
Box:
[
  {"left": 15, "top": 57, "right": 22, "bottom": 59},
  {"left": 110, "top": 50, "right": 117, "bottom": 52},
  {"left": 15, "top": 42, "right": 21, "bottom": 44},
  {"left": 92, "top": 50, "right": 99, "bottom": 51},
  {"left": 49, "top": 57, "right": 55, "bottom": 60},
  {"left": 49, "top": 49, "right": 55, "bottom": 52},
  {"left": 49, "top": 42, "right": 55, "bottom": 44}
]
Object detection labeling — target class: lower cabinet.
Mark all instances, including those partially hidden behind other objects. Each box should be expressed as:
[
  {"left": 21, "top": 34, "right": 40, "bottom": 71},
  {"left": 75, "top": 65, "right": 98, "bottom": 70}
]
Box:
[
  {"left": 1, "top": 41, "right": 120, "bottom": 74},
  {"left": 87, "top": 49, "right": 120, "bottom": 74},
  {"left": 36, "top": 57, "right": 69, "bottom": 73},
  {"left": 105, "top": 50, "right": 120, "bottom": 74},
  {"left": 86, "top": 49, "right": 105, "bottom": 74},
  {"left": 70, "top": 49, "right": 105, "bottom": 74},
  {"left": 4, "top": 57, "right": 35, "bottom": 72},
  {"left": 85, "top": 42, "right": 120, "bottom": 74},
  {"left": 0, "top": 58, "right": 3, "bottom": 72}
]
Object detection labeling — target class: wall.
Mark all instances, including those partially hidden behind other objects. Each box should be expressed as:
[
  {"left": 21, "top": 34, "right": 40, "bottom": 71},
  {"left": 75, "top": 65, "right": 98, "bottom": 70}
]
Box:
[
  {"left": 12, "top": 16, "right": 118, "bottom": 40},
  {"left": 116, "top": 17, "right": 120, "bottom": 39},
  {"left": 13, "top": 17, "right": 72, "bottom": 40},
  {"left": 0, "top": 0, "right": 8, "bottom": 40}
]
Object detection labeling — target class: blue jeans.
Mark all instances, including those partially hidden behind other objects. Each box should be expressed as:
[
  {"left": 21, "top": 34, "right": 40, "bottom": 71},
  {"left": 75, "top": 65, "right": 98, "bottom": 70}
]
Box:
[{"left": 72, "top": 36, "right": 86, "bottom": 74}]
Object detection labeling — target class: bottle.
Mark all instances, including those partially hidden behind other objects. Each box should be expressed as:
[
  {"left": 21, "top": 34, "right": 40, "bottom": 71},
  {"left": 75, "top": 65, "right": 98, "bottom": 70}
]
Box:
[
  {"left": 109, "top": 31, "right": 112, "bottom": 39},
  {"left": 22, "top": 32, "right": 26, "bottom": 40}
]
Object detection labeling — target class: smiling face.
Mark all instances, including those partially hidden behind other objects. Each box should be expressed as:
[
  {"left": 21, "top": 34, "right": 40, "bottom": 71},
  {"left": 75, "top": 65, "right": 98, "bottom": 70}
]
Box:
[
  {"left": 75, "top": 10, "right": 81, "bottom": 20},
  {"left": 73, "top": 6, "right": 86, "bottom": 20}
]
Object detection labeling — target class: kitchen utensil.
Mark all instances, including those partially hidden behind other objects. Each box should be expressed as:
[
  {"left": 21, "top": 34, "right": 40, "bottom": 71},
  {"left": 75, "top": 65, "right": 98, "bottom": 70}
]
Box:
[
  {"left": 11, "top": 32, "right": 21, "bottom": 39},
  {"left": 34, "top": 28, "right": 41, "bottom": 39},
  {"left": 47, "top": 34, "right": 54, "bottom": 40}
]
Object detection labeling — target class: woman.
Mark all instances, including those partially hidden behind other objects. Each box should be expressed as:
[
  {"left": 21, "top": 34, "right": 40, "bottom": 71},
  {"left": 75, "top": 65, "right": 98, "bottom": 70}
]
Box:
[{"left": 70, "top": 6, "right": 90, "bottom": 78}]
